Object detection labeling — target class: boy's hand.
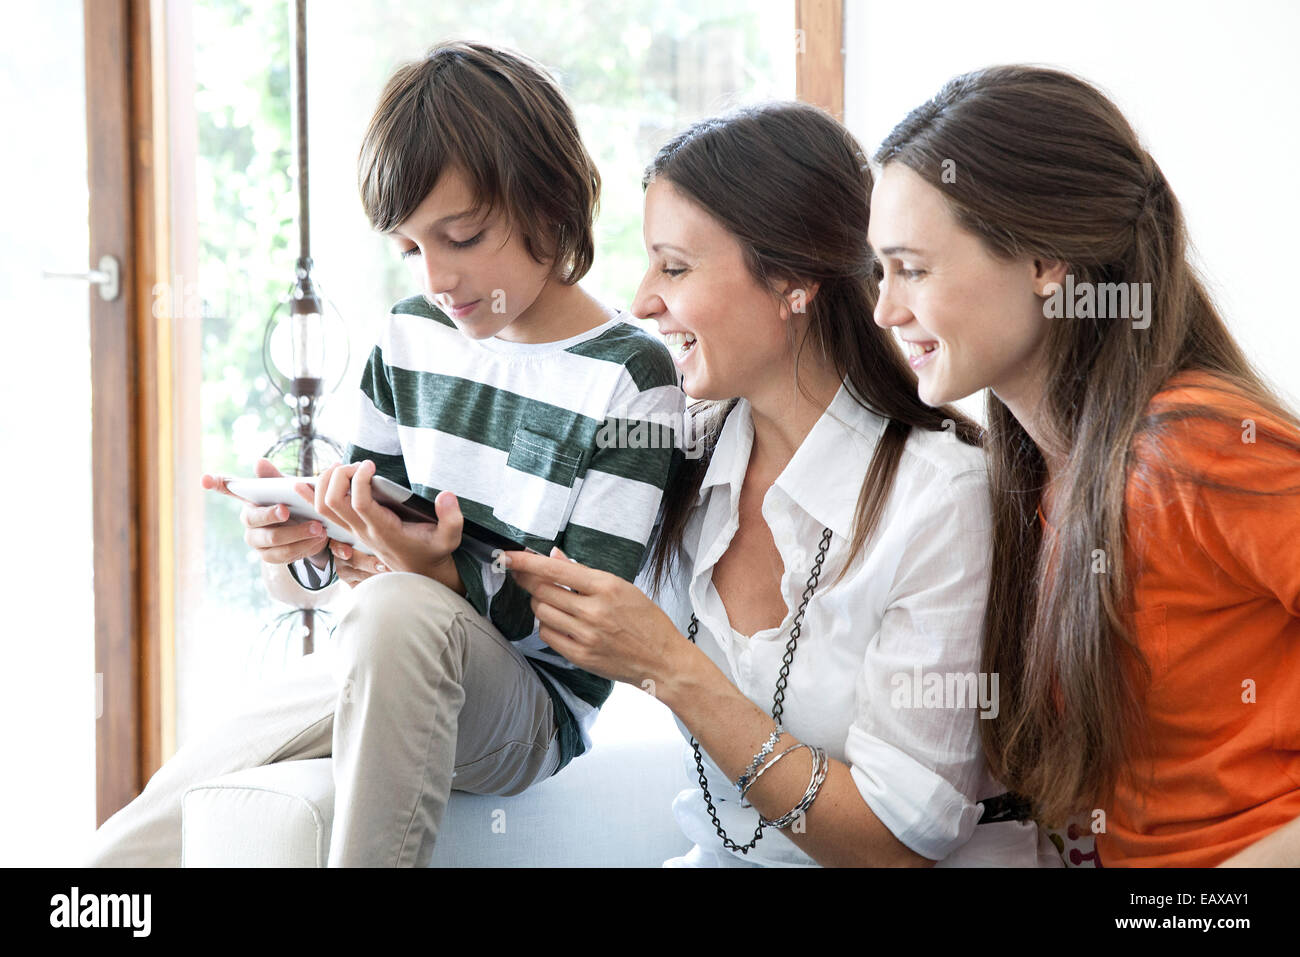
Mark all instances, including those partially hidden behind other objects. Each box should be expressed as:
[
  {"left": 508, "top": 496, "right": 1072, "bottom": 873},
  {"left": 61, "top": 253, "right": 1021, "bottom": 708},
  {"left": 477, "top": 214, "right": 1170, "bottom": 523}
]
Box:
[
  {"left": 330, "top": 543, "right": 386, "bottom": 589},
  {"left": 301, "top": 460, "right": 464, "bottom": 583},
  {"left": 202, "top": 457, "right": 330, "bottom": 566}
]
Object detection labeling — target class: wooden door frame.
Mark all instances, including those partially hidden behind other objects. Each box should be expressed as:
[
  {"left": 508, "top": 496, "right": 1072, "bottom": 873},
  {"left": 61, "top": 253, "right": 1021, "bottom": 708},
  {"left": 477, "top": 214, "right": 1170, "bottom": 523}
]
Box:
[
  {"left": 86, "top": 0, "right": 175, "bottom": 826},
  {"left": 796, "top": 0, "right": 844, "bottom": 120}
]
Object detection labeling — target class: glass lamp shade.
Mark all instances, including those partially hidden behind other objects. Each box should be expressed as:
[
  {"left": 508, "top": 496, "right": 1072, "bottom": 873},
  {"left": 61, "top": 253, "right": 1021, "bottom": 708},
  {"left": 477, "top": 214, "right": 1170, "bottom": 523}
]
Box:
[
  {"left": 263, "top": 279, "right": 350, "bottom": 399},
  {"left": 262, "top": 432, "right": 346, "bottom": 478},
  {"left": 289, "top": 297, "right": 326, "bottom": 381}
]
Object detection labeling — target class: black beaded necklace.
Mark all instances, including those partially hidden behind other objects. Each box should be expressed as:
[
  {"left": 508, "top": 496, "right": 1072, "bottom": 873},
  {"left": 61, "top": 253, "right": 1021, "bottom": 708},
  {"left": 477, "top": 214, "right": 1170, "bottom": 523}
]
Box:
[{"left": 684, "top": 526, "right": 833, "bottom": 853}]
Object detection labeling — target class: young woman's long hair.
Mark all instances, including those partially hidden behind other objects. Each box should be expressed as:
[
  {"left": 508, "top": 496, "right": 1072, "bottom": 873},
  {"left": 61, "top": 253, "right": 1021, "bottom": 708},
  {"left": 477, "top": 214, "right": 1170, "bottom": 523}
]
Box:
[
  {"left": 643, "top": 101, "right": 980, "bottom": 596},
  {"left": 875, "top": 65, "right": 1300, "bottom": 824}
]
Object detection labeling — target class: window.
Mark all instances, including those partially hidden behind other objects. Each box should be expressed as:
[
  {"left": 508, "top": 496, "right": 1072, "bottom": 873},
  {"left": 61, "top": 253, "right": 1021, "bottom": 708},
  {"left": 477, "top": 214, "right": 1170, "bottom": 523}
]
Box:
[{"left": 170, "top": 0, "right": 797, "bottom": 747}]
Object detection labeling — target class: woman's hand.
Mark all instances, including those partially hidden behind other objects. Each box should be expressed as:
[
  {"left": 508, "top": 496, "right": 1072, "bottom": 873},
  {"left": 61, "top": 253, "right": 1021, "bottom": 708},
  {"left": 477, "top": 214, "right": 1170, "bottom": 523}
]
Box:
[
  {"left": 296, "top": 460, "right": 464, "bottom": 583},
  {"left": 503, "top": 547, "right": 692, "bottom": 689}
]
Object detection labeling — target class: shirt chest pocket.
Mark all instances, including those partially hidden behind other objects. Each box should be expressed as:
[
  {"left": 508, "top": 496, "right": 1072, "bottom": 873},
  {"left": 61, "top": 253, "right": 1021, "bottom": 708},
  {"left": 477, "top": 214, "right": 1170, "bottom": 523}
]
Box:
[{"left": 491, "top": 425, "right": 583, "bottom": 542}]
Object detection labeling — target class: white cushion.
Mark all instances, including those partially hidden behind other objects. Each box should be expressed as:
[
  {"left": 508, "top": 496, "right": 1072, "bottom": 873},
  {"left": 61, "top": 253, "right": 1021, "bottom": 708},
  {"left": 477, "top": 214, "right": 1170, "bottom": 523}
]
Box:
[
  {"left": 182, "top": 759, "right": 334, "bottom": 867},
  {"left": 181, "top": 683, "right": 693, "bottom": 867}
]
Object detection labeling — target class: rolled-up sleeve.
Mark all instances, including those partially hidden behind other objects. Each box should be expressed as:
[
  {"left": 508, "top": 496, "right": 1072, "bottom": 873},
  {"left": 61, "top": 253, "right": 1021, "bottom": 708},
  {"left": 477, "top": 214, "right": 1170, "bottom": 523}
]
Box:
[{"left": 843, "top": 467, "right": 995, "bottom": 861}]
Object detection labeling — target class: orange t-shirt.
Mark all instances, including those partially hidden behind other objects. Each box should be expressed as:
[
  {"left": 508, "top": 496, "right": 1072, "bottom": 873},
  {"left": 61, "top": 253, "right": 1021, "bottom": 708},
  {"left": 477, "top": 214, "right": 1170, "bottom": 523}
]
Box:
[{"left": 1094, "top": 370, "right": 1300, "bottom": 866}]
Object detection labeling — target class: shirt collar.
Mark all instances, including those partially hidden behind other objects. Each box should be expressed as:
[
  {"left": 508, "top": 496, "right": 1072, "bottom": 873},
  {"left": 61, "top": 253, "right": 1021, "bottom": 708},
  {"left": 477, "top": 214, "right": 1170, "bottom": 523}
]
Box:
[
  {"left": 775, "top": 381, "right": 886, "bottom": 540},
  {"left": 697, "top": 399, "right": 753, "bottom": 503},
  {"left": 694, "top": 381, "right": 886, "bottom": 540}
]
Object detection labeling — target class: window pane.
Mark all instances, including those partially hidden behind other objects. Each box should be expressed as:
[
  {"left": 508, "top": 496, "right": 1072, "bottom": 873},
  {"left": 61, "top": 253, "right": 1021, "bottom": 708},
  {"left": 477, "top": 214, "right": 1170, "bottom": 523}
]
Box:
[{"left": 174, "top": 0, "right": 794, "bottom": 746}]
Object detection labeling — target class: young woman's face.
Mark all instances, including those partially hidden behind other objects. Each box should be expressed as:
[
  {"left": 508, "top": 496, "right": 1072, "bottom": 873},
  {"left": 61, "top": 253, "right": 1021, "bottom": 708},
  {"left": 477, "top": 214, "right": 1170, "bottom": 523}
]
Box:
[
  {"left": 867, "top": 163, "right": 1058, "bottom": 408},
  {"left": 631, "top": 178, "right": 792, "bottom": 400},
  {"left": 390, "top": 165, "right": 553, "bottom": 341}
]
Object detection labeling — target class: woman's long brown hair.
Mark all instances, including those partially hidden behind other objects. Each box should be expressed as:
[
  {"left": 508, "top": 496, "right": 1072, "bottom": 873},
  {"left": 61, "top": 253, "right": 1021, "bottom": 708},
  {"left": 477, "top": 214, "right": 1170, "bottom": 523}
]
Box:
[
  {"left": 642, "top": 101, "right": 980, "bottom": 597},
  {"left": 875, "top": 65, "right": 1300, "bottom": 825}
]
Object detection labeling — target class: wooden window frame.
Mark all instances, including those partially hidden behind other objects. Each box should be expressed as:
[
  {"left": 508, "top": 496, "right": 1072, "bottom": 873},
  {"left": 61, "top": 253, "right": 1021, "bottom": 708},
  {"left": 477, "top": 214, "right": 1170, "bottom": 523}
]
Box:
[
  {"left": 796, "top": 0, "right": 845, "bottom": 120},
  {"left": 86, "top": 0, "right": 176, "bottom": 825}
]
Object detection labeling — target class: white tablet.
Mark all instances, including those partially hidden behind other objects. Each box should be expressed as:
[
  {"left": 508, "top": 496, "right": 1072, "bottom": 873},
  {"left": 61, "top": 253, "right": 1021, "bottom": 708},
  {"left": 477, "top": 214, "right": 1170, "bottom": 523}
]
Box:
[{"left": 221, "top": 474, "right": 534, "bottom": 565}]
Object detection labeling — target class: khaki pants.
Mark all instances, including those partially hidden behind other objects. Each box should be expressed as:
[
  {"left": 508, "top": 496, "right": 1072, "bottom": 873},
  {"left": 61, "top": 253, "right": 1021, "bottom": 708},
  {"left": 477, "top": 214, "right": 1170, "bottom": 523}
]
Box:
[{"left": 85, "top": 573, "right": 561, "bottom": 867}]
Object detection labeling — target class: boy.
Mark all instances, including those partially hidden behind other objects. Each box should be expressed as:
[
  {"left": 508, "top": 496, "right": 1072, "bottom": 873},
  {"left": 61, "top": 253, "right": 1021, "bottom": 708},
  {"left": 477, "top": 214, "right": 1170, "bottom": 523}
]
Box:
[{"left": 87, "top": 40, "right": 682, "bottom": 867}]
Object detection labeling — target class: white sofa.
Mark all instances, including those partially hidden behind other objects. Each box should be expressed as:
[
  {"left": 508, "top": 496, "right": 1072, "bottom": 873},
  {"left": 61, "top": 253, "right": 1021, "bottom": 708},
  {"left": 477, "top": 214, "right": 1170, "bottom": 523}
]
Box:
[{"left": 179, "top": 681, "right": 694, "bottom": 867}]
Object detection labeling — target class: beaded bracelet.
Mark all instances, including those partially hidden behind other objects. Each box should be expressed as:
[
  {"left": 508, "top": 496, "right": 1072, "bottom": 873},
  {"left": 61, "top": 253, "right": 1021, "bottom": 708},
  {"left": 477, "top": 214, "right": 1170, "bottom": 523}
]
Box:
[
  {"left": 761, "top": 745, "right": 829, "bottom": 830},
  {"left": 735, "top": 724, "right": 784, "bottom": 804}
]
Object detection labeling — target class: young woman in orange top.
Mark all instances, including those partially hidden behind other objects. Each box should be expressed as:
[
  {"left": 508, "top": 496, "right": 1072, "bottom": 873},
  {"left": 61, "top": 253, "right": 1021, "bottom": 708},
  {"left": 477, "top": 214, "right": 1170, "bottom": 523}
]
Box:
[{"left": 867, "top": 64, "right": 1300, "bottom": 866}]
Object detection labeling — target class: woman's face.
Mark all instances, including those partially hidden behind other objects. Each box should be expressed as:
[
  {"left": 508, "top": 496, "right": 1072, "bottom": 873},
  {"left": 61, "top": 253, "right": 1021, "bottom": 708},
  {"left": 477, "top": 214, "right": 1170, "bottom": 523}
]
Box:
[
  {"left": 867, "top": 162, "right": 1060, "bottom": 408},
  {"left": 631, "top": 178, "right": 792, "bottom": 400}
]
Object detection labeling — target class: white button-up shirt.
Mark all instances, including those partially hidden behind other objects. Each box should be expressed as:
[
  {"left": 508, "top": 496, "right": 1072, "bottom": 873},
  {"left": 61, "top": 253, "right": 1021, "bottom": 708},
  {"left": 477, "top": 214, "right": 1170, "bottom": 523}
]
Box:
[{"left": 644, "top": 382, "right": 1056, "bottom": 867}]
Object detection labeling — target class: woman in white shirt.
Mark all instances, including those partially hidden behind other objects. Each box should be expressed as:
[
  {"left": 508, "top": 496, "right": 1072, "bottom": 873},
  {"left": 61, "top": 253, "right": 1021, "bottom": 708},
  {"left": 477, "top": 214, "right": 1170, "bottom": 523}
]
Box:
[{"left": 501, "top": 101, "right": 1059, "bottom": 867}]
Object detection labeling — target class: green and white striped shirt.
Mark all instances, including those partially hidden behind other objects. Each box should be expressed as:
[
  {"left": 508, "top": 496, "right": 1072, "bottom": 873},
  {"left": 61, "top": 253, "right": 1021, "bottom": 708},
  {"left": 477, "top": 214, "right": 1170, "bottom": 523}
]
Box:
[{"left": 345, "top": 294, "right": 683, "bottom": 771}]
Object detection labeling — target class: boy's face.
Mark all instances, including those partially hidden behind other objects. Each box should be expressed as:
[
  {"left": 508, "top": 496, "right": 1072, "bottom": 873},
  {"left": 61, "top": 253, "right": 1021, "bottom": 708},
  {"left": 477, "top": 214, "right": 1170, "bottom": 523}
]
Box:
[{"left": 389, "top": 165, "right": 554, "bottom": 342}]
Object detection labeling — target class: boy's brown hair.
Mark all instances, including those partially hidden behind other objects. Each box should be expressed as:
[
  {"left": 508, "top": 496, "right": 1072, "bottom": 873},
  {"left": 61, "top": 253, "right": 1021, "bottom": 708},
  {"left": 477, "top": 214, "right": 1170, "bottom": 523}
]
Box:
[{"left": 358, "top": 41, "right": 599, "bottom": 283}]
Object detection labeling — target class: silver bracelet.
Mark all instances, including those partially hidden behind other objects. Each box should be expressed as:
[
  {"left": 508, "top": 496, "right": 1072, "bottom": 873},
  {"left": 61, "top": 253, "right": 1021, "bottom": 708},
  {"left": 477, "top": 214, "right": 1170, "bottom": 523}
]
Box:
[
  {"left": 735, "top": 724, "right": 784, "bottom": 799},
  {"left": 762, "top": 746, "right": 829, "bottom": 829},
  {"left": 739, "top": 741, "right": 812, "bottom": 807},
  {"left": 761, "top": 745, "right": 829, "bottom": 830},
  {"left": 759, "top": 746, "right": 825, "bottom": 830}
]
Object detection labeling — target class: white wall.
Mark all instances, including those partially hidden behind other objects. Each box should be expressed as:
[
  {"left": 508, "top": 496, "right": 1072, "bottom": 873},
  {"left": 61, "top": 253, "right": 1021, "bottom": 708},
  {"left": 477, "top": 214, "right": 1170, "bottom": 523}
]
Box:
[
  {"left": 844, "top": 0, "right": 1300, "bottom": 416},
  {"left": 0, "top": 0, "right": 97, "bottom": 865}
]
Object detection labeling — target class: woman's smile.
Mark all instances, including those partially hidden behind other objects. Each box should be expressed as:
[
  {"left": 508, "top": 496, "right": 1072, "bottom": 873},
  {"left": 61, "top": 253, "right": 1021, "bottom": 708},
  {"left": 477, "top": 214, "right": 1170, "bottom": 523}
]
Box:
[
  {"left": 902, "top": 337, "right": 940, "bottom": 370},
  {"left": 661, "top": 330, "right": 698, "bottom": 366}
]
